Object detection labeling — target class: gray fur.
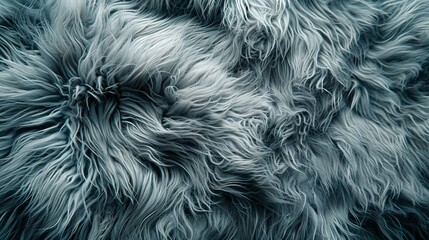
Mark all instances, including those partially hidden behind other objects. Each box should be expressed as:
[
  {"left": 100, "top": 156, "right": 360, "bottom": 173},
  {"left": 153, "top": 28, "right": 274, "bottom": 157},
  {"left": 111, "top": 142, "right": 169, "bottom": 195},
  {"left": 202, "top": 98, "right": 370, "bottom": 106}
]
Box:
[{"left": 1, "top": 0, "right": 429, "bottom": 239}]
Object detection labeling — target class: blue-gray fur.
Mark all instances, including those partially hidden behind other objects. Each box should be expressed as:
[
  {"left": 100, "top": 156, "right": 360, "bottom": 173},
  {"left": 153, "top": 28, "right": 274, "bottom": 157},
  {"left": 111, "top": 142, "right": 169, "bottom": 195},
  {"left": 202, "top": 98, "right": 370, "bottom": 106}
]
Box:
[{"left": 1, "top": 0, "right": 429, "bottom": 239}]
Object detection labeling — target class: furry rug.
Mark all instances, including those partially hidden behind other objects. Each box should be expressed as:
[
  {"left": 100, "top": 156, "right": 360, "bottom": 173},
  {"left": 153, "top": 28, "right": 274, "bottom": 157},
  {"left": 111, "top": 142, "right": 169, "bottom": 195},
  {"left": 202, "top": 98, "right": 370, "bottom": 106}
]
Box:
[{"left": 1, "top": 0, "right": 429, "bottom": 239}]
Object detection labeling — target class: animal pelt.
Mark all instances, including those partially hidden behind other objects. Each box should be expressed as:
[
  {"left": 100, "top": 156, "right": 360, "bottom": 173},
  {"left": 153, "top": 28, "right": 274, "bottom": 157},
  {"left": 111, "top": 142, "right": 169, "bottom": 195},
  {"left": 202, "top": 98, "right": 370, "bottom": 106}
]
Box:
[{"left": 1, "top": 0, "right": 429, "bottom": 239}]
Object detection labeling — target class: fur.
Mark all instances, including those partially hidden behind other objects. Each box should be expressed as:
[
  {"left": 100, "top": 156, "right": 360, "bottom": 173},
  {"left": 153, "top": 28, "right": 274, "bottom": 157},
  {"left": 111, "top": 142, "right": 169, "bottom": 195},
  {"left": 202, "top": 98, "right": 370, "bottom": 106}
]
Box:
[{"left": 1, "top": 0, "right": 429, "bottom": 239}]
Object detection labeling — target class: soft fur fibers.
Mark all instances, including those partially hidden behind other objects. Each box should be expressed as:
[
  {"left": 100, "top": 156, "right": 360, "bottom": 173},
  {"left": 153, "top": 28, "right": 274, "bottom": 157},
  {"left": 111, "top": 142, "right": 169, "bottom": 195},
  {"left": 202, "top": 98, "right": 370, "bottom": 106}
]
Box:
[{"left": 1, "top": 0, "right": 429, "bottom": 239}]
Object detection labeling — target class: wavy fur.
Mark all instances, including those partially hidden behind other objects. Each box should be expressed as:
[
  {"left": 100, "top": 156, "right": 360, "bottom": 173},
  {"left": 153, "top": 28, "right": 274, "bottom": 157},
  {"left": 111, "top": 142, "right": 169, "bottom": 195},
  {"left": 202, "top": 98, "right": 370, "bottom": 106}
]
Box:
[{"left": 1, "top": 0, "right": 429, "bottom": 239}]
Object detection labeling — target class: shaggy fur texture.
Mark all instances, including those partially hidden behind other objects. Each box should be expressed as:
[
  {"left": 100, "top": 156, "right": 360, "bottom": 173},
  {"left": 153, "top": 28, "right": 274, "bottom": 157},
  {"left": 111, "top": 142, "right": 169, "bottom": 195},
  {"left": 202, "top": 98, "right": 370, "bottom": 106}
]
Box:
[{"left": 1, "top": 0, "right": 429, "bottom": 239}]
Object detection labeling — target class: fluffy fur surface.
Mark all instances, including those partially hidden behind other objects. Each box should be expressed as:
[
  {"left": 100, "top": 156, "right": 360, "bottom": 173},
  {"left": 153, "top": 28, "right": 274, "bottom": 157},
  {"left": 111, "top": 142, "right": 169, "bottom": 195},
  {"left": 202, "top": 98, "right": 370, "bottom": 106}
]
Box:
[{"left": 1, "top": 0, "right": 429, "bottom": 239}]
